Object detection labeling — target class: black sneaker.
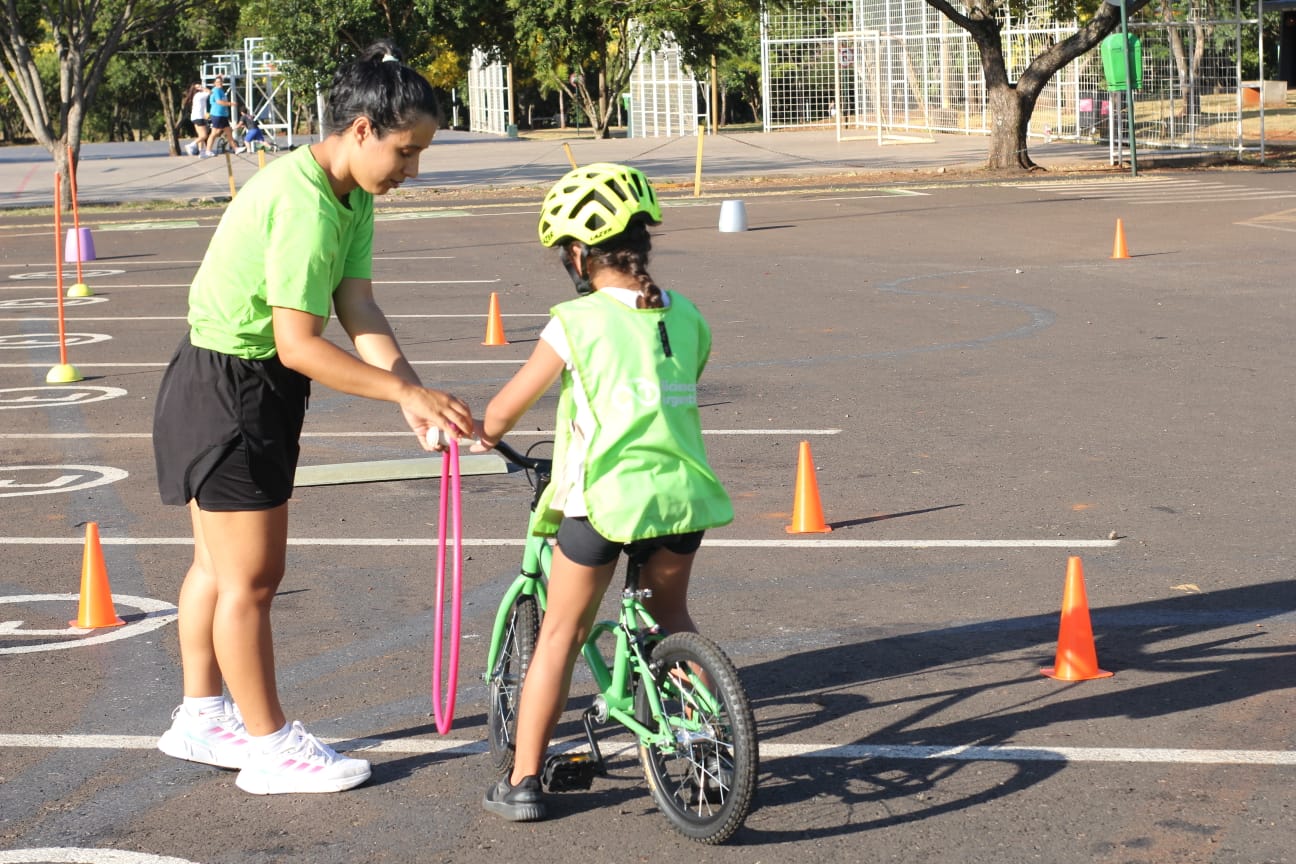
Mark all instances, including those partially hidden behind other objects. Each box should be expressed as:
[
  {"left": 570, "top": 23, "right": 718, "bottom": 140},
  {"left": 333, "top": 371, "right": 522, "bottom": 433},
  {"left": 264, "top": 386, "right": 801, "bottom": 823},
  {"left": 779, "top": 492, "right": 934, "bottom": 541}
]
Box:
[{"left": 483, "top": 775, "right": 547, "bottom": 822}]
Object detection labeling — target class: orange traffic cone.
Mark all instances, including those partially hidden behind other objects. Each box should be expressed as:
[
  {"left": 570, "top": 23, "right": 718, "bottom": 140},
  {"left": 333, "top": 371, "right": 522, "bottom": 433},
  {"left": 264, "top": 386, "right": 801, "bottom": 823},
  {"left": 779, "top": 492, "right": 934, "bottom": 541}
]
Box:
[
  {"left": 69, "top": 522, "right": 125, "bottom": 628},
  {"left": 482, "top": 292, "right": 509, "bottom": 346},
  {"left": 1041, "top": 556, "right": 1111, "bottom": 681},
  {"left": 785, "top": 441, "right": 832, "bottom": 534},
  {"left": 1110, "top": 218, "right": 1130, "bottom": 260}
]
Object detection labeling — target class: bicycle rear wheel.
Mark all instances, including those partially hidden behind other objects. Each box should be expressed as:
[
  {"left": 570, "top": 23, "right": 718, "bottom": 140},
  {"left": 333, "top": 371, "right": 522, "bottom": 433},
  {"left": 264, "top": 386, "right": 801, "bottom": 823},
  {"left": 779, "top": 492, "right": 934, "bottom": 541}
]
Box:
[
  {"left": 635, "top": 632, "right": 758, "bottom": 844},
  {"left": 486, "top": 593, "right": 539, "bottom": 775}
]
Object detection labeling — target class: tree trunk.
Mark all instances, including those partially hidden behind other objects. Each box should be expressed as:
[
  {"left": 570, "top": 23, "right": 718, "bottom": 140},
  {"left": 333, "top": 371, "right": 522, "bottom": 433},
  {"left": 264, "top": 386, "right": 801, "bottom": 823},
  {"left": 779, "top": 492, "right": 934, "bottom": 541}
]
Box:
[
  {"left": 985, "top": 83, "right": 1036, "bottom": 170},
  {"left": 925, "top": 0, "right": 1139, "bottom": 173},
  {"left": 157, "top": 79, "right": 183, "bottom": 155}
]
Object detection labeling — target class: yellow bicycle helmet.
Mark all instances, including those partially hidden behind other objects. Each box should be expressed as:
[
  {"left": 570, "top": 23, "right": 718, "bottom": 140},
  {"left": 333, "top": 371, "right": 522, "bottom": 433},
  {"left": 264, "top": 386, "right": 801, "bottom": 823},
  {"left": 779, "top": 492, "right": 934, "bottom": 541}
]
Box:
[{"left": 537, "top": 162, "right": 662, "bottom": 247}]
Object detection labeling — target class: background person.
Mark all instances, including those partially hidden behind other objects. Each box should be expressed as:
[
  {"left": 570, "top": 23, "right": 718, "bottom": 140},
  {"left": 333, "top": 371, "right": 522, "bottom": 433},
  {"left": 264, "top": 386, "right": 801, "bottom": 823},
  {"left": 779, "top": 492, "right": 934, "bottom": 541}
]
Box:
[
  {"left": 152, "top": 41, "right": 473, "bottom": 795},
  {"left": 473, "top": 163, "right": 733, "bottom": 821},
  {"left": 183, "top": 82, "right": 209, "bottom": 156},
  {"left": 204, "top": 75, "right": 238, "bottom": 156},
  {"left": 236, "top": 108, "right": 268, "bottom": 153}
]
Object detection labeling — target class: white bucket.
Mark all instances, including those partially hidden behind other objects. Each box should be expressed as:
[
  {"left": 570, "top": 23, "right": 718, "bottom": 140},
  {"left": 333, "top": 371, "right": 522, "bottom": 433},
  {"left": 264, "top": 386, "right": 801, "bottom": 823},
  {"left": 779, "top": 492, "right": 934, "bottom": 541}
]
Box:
[{"left": 718, "top": 200, "right": 748, "bottom": 233}]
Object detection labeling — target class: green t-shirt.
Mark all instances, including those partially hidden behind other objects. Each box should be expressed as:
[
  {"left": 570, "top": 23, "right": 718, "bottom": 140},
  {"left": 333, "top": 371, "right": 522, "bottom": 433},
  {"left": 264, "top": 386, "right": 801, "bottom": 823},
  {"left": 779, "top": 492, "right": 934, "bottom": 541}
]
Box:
[{"left": 187, "top": 145, "right": 374, "bottom": 359}]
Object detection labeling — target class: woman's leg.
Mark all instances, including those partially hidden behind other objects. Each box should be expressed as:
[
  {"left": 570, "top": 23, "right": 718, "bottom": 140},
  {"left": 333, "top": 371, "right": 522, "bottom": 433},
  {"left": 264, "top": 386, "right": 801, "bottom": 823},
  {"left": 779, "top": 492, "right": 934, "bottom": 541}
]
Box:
[
  {"left": 508, "top": 547, "right": 616, "bottom": 785},
  {"left": 187, "top": 502, "right": 290, "bottom": 736},
  {"left": 176, "top": 500, "right": 223, "bottom": 698}
]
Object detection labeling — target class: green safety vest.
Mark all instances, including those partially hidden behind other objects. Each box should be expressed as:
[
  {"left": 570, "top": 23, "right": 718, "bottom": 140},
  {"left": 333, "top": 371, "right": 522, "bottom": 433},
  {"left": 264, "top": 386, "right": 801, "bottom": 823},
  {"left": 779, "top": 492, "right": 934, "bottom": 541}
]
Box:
[{"left": 533, "top": 290, "right": 733, "bottom": 542}]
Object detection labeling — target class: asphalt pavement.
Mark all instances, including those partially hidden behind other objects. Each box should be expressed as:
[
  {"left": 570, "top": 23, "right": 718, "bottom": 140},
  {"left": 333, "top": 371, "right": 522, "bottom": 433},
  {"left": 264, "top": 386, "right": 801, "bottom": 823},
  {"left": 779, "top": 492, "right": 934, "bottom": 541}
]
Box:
[
  {"left": 0, "top": 128, "right": 1121, "bottom": 209},
  {"left": 0, "top": 130, "right": 1294, "bottom": 864}
]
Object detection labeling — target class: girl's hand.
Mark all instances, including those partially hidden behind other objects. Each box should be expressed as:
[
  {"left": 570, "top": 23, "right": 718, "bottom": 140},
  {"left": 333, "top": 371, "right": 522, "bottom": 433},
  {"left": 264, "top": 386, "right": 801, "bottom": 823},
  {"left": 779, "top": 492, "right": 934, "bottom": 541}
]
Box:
[{"left": 467, "top": 420, "right": 492, "bottom": 453}]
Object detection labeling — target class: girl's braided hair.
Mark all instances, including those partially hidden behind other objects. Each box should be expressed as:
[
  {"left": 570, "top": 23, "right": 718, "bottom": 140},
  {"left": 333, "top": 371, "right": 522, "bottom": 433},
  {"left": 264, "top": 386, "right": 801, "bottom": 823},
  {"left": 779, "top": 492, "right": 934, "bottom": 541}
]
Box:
[{"left": 579, "top": 221, "right": 662, "bottom": 309}]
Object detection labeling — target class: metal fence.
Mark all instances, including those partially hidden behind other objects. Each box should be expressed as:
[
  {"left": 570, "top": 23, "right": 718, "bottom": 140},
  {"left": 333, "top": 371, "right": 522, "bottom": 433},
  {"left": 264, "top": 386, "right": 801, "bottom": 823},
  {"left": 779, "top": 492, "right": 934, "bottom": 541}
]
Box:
[
  {"left": 763, "top": 0, "right": 1260, "bottom": 153},
  {"left": 627, "top": 39, "right": 702, "bottom": 137},
  {"left": 468, "top": 50, "right": 511, "bottom": 136}
]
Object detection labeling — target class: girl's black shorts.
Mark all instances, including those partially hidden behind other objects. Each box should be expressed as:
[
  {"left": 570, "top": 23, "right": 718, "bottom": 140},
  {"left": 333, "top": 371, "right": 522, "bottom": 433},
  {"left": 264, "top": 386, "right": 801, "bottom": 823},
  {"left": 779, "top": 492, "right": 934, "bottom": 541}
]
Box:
[
  {"left": 555, "top": 516, "right": 704, "bottom": 568},
  {"left": 152, "top": 336, "right": 309, "bottom": 512}
]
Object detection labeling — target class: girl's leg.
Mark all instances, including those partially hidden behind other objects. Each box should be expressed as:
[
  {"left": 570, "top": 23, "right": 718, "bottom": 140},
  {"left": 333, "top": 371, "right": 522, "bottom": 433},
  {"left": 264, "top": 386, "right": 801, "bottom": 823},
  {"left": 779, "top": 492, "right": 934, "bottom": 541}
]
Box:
[
  {"left": 508, "top": 547, "right": 616, "bottom": 785},
  {"left": 639, "top": 547, "right": 699, "bottom": 636},
  {"left": 189, "top": 502, "right": 290, "bottom": 736}
]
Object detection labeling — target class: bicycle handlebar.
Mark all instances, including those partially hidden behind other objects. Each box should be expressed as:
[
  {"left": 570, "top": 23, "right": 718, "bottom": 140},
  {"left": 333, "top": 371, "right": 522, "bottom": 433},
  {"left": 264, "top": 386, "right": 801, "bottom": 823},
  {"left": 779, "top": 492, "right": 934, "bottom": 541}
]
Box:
[
  {"left": 492, "top": 439, "right": 553, "bottom": 509},
  {"left": 493, "top": 439, "right": 551, "bottom": 472}
]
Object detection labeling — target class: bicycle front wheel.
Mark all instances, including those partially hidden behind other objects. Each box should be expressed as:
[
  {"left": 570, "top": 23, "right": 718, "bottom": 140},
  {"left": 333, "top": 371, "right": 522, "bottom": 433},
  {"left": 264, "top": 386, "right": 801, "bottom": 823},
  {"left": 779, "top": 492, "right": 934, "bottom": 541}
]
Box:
[
  {"left": 486, "top": 593, "right": 539, "bottom": 775},
  {"left": 635, "top": 631, "right": 758, "bottom": 844}
]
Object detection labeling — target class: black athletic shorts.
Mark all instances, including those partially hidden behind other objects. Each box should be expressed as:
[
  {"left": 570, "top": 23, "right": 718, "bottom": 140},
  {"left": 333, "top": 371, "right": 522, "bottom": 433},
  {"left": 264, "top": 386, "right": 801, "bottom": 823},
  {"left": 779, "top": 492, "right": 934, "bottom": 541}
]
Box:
[
  {"left": 153, "top": 336, "right": 309, "bottom": 511},
  {"left": 555, "top": 516, "right": 704, "bottom": 568}
]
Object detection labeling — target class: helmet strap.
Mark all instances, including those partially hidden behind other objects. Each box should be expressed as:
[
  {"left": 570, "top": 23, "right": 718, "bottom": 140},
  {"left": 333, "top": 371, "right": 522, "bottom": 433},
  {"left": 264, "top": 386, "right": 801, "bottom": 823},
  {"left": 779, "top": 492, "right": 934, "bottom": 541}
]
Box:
[{"left": 561, "top": 243, "right": 595, "bottom": 296}]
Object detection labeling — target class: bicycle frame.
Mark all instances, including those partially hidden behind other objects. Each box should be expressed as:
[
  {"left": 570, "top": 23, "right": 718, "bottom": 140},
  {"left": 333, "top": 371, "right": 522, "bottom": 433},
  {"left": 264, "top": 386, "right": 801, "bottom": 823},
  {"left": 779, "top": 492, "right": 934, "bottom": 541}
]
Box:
[
  {"left": 484, "top": 441, "right": 756, "bottom": 843},
  {"left": 482, "top": 442, "right": 719, "bottom": 755}
]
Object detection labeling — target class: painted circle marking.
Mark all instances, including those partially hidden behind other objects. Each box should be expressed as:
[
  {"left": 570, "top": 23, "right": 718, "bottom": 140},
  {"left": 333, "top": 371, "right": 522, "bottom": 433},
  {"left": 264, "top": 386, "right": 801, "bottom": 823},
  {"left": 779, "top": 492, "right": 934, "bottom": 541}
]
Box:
[
  {"left": 0, "top": 465, "right": 129, "bottom": 497},
  {"left": 8, "top": 269, "right": 124, "bottom": 281},
  {"left": 0, "top": 594, "right": 178, "bottom": 655},
  {"left": 0, "top": 385, "right": 128, "bottom": 410},
  {"left": 0, "top": 296, "right": 108, "bottom": 310},
  {"left": 0, "top": 333, "right": 112, "bottom": 349},
  {"left": 0, "top": 849, "right": 198, "bottom": 864}
]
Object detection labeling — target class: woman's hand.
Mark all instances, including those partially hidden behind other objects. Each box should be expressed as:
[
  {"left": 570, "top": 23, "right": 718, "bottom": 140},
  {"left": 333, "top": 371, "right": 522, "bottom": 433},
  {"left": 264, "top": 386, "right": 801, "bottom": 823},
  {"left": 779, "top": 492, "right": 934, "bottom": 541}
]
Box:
[{"left": 399, "top": 387, "right": 474, "bottom": 452}]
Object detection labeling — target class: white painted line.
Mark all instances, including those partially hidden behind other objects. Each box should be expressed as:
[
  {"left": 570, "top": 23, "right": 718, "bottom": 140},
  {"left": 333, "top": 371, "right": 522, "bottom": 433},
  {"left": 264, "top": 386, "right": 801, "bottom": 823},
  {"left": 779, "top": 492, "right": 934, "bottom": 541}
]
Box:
[
  {"left": 1239, "top": 221, "right": 1296, "bottom": 234},
  {"left": 2, "top": 428, "right": 842, "bottom": 440},
  {"left": 2, "top": 281, "right": 495, "bottom": 290},
  {"left": 704, "top": 539, "right": 1120, "bottom": 548},
  {"left": 0, "top": 537, "right": 1118, "bottom": 548},
  {"left": 0, "top": 360, "right": 524, "bottom": 369},
  {"left": 0, "top": 363, "right": 168, "bottom": 369},
  {"left": 0, "top": 433, "right": 154, "bottom": 439},
  {"left": 0, "top": 733, "right": 1288, "bottom": 766},
  {"left": 0, "top": 313, "right": 548, "bottom": 322},
  {"left": 0, "top": 259, "right": 200, "bottom": 267},
  {"left": 0, "top": 317, "right": 186, "bottom": 322},
  {"left": 373, "top": 280, "right": 503, "bottom": 285}
]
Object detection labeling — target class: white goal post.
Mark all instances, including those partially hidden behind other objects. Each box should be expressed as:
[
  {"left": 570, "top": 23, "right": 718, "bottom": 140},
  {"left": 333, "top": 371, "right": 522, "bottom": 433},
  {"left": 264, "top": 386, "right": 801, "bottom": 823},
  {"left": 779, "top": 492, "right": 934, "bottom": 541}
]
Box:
[{"left": 833, "top": 30, "right": 935, "bottom": 144}]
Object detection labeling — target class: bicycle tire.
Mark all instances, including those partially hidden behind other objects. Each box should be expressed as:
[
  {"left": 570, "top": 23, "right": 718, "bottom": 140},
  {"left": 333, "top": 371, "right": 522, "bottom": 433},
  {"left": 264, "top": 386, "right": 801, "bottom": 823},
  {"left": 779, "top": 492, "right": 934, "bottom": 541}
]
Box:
[
  {"left": 635, "top": 631, "right": 758, "bottom": 844},
  {"left": 486, "top": 593, "right": 539, "bottom": 775}
]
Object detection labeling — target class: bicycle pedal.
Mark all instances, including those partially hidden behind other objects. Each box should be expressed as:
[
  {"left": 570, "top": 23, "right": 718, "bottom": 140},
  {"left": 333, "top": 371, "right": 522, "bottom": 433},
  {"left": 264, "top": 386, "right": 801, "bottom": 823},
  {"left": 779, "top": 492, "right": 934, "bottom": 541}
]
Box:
[{"left": 541, "top": 752, "right": 603, "bottom": 792}]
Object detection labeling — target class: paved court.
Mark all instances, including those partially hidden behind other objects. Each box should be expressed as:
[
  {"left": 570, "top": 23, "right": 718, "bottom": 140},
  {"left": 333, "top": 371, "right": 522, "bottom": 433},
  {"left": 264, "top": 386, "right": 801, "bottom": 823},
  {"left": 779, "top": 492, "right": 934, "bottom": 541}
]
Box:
[
  {"left": 0, "top": 151, "right": 1294, "bottom": 864},
  {"left": 0, "top": 128, "right": 1128, "bottom": 209}
]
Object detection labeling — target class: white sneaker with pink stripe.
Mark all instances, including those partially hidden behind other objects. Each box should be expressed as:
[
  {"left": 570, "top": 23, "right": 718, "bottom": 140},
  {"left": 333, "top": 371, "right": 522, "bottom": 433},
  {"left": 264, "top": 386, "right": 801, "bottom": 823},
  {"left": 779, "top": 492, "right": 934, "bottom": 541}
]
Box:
[
  {"left": 235, "top": 720, "right": 371, "bottom": 794},
  {"left": 157, "top": 699, "right": 251, "bottom": 769}
]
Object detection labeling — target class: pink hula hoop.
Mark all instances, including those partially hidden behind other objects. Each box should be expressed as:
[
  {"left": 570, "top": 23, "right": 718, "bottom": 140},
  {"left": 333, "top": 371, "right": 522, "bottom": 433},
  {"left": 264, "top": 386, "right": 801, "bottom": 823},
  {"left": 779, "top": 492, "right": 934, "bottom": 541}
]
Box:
[{"left": 432, "top": 437, "right": 463, "bottom": 734}]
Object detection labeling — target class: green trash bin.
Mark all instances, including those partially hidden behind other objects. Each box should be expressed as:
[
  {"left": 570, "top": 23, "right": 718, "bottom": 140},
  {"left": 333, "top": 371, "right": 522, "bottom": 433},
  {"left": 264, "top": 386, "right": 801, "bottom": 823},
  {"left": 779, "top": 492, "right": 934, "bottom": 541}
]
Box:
[
  {"left": 1101, "top": 33, "right": 1143, "bottom": 91},
  {"left": 621, "top": 93, "right": 633, "bottom": 138}
]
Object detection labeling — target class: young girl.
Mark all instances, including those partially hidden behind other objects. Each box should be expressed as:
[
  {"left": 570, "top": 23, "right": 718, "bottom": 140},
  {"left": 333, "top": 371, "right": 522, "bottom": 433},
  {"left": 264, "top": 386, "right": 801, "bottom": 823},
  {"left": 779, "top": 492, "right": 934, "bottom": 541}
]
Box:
[
  {"left": 474, "top": 163, "right": 733, "bottom": 821},
  {"left": 152, "top": 42, "right": 474, "bottom": 795}
]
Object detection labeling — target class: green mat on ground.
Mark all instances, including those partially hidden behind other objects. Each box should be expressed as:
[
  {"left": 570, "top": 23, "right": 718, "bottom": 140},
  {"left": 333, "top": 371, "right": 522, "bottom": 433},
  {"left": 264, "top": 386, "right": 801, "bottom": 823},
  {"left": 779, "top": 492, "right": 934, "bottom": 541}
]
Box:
[{"left": 294, "top": 453, "right": 509, "bottom": 486}]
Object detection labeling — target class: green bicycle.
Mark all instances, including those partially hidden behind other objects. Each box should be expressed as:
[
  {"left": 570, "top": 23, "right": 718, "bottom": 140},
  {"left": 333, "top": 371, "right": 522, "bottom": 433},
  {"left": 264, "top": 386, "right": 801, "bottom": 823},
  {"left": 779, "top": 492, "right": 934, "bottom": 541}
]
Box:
[{"left": 483, "top": 439, "right": 758, "bottom": 844}]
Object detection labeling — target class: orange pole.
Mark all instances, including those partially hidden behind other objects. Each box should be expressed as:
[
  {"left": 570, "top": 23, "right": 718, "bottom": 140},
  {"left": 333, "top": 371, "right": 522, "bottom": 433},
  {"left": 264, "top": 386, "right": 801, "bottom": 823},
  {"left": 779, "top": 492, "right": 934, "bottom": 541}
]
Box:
[
  {"left": 53, "top": 173, "right": 68, "bottom": 366},
  {"left": 67, "top": 146, "right": 84, "bottom": 283}
]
